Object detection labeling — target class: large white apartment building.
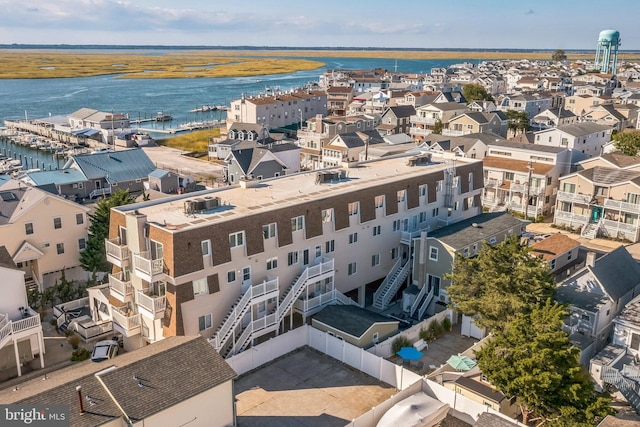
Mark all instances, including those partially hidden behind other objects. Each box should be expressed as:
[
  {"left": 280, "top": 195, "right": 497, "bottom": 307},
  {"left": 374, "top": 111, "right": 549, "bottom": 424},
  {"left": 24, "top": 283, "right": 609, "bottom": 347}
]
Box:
[{"left": 103, "top": 155, "right": 483, "bottom": 355}]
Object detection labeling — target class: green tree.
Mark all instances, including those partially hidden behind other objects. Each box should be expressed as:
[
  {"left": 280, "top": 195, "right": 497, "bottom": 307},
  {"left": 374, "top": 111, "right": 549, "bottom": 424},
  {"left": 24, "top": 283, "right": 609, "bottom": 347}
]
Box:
[
  {"left": 445, "top": 236, "right": 555, "bottom": 332},
  {"left": 80, "top": 189, "right": 135, "bottom": 273},
  {"left": 476, "top": 301, "right": 614, "bottom": 426},
  {"left": 612, "top": 130, "right": 640, "bottom": 156},
  {"left": 552, "top": 49, "right": 567, "bottom": 62},
  {"left": 505, "top": 109, "right": 530, "bottom": 135},
  {"left": 432, "top": 119, "right": 443, "bottom": 135},
  {"left": 462, "top": 83, "right": 493, "bottom": 102}
]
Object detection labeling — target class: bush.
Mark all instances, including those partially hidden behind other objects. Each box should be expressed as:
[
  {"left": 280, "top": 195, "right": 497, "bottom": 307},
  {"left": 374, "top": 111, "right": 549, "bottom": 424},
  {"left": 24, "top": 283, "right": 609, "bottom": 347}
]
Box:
[
  {"left": 419, "top": 327, "right": 437, "bottom": 342},
  {"left": 391, "top": 336, "right": 411, "bottom": 354},
  {"left": 71, "top": 347, "right": 90, "bottom": 362},
  {"left": 441, "top": 316, "right": 452, "bottom": 332},
  {"left": 429, "top": 319, "right": 445, "bottom": 338},
  {"left": 64, "top": 328, "right": 74, "bottom": 337},
  {"left": 67, "top": 334, "right": 80, "bottom": 349}
]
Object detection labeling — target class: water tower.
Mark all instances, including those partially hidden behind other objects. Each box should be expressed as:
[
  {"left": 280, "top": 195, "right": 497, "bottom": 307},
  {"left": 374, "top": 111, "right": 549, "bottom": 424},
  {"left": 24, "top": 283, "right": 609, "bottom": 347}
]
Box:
[{"left": 594, "top": 29, "right": 621, "bottom": 74}]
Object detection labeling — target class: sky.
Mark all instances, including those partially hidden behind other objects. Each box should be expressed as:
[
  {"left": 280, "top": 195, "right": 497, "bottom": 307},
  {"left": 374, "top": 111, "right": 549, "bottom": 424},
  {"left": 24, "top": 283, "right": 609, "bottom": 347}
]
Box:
[{"left": 0, "top": 0, "right": 637, "bottom": 50}]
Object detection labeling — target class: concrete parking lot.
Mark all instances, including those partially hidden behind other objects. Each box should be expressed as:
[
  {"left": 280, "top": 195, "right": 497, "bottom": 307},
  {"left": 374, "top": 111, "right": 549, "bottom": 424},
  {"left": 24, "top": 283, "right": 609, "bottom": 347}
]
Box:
[{"left": 235, "top": 347, "right": 396, "bottom": 427}]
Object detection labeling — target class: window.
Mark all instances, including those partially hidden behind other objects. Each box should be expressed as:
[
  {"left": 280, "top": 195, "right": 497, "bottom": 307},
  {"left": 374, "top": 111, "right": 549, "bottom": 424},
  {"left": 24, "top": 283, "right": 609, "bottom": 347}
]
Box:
[
  {"left": 288, "top": 251, "right": 299, "bottom": 266},
  {"left": 371, "top": 254, "right": 380, "bottom": 266},
  {"left": 432, "top": 207, "right": 439, "bottom": 217},
  {"left": 504, "top": 172, "right": 514, "bottom": 181},
  {"left": 375, "top": 195, "right": 384, "bottom": 208},
  {"left": 229, "top": 231, "right": 244, "bottom": 248},
  {"left": 419, "top": 211, "right": 427, "bottom": 223},
  {"left": 550, "top": 259, "right": 556, "bottom": 270},
  {"left": 53, "top": 217, "right": 62, "bottom": 229},
  {"left": 567, "top": 250, "right": 573, "bottom": 260},
  {"left": 25, "top": 222, "right": 34, "bottom": 235},
  {"left": 78, "top": 238, "right": 86, "bottom": 251},
  {"left": 348, "top": 262, "right": 357, "bottom": 275},
  {"left": 321, "top": 209, "right": 333, "bottom": 223},
  {"left": 627, "top": 193, "right": 640, "bottom": 204},
  {"left": 419, "top": 184, "right": 427, "bottom": 197},
  {"left": 291, "top": 216, "right": 304, "bottom": 231},
  {"left": 463, "top": 248, "right": 469, "bottom": 257},
  {"left": 198, "top": 313, "right": 212, "bottom": 332},
  {"left": 325, "top": 239, "right": 335, "bottom": 253},
  {"left": 227, "top": 270, "right": 236, "bottom": 283},
  {"left": 193, "top": 278, "right": 208, "bottom": 296},
  {"left": 56, "top": 243, "right": 64, "bottom": 255},
  {"left": 391, "top": 247, "right": 399, "bottom": 260},
  {"left": 267, "top": 257, "right": 278, "bottom": 270},
  {"left": 562, "top": 183, "right": 576, "bottom": 193},
  {"left": 547, "top": 176, "right": 552, "bottom": 185},
  {"left": 427, "top": 274, "right": 441, "bottom": 296},
  {"left": 348, "top": 202, "right": 359, "bottom": 216},
  {"left": 201, "top": 240, "right": 211, "bottom": 256},
  {"left": 349, "top": 232, "right": 358, "bottom": 244},
  {"left": 429, "top": 246, "right": 438, "bottom": 261},
  {"left": 397, "top": 190, "right": 406, "bottom": 202},
  {"left": 262, "top": 223, "right": 276, "bottom": 239},
  {"left": 373, "top": 225, "right": 381, "bottom": 236},
  {"left": 76, "top": 213, "right": 84, "bottom": 225},
  {"left": 392, "top": 219, "right": 401, "bottom": 231}
]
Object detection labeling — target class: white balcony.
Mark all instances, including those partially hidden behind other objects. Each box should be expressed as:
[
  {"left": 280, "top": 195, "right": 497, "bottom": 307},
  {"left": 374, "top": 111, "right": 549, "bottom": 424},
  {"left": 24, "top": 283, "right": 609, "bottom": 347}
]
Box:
[
  {"left": 410, "top": 115, "right": 439, "bottom": 126},
  {"left": 105, "top": 237, "right": 130, "bottom": 267},
  {"left": 604, "top": 198, "right": 640, "bottom": 214},
  {"left": 409, "top": 127, "right": 433, "bottom": 137},
  {"left": 556, "top": 191, "right": 592, "bottom": 204},
  {"left": 111, "top": 306, "right": 141, "bottom": 337},
  {"left": 0, "top": 307, "right": 42, "bottom": 349},
  {"left": 108, "top": 272, "right": 134, "bottom": 303},
  {"left": 554, "top": 210, "right": 589, "bottom": 225},
  {"left": 132, "top": 251, "right": 164, "bottom": 282},
  {"left": 136, "top": 290, "right": 166, "bottom": 319}
]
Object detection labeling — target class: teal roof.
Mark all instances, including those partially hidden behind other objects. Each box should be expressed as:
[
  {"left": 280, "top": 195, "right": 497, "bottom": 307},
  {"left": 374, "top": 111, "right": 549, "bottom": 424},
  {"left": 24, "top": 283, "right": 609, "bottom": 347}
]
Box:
[
  {"left": 66, "top": 148, "right": 155, "bottom": 183},
  {"left": 25, "top": 169, "right": 86, "bottom": 186}
]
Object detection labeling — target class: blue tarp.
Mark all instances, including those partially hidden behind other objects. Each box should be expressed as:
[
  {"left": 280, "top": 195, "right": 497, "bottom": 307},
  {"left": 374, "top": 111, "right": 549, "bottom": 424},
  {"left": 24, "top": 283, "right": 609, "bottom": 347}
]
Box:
[{"left": 397, "top": 347, "right": 423, "bottom": 361}]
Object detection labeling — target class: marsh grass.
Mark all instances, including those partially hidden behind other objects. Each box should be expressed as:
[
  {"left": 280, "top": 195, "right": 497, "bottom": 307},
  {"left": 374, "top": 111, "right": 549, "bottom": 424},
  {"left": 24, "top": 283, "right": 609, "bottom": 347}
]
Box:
[
  {"left": 3, "top": 49, "right": 636, "bottom": 79},
  {"left": 157, "top": 128, "right": 221, "bottom": 153}
]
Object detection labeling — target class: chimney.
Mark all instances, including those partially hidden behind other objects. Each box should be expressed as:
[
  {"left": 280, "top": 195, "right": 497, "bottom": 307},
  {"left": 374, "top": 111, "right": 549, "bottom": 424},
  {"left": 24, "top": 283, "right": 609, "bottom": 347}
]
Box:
[
  {"left": 315, "top": 114, "right": 323, "bottom": 134},
  {"left": 586, "top": 251, "right": 596, "bottom": 268},
  {"left": 76, "top": 385, "right": 86, "bottom": 415}
]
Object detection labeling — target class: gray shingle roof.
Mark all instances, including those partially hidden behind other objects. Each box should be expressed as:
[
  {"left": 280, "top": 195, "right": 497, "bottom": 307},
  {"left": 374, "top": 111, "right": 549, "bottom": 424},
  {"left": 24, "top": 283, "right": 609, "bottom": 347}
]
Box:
[
  {"left": 0, "top": 186, "right": 27, "bottom": 226},
  {"left": 475, "top": 412, "right": 518, "bottom": 427},
  {"left": 67, "top": 148, "right": 156, "bottom": 183},
  {"left": 312, "top": 305, "right": 397, "bottom": 338},
  {"left": 590, "top": 246, "right": 640, "bottom": 301},
  {"left": 556, "top": 122, "right": 613, "bottom": 137},
  {"left": 0, "top": 245, "right": 15, "bottom": 269},
  {"left": 488, "top": 140, "right": 567, "bottom": 153},
  {"left": 8, "top": 336, "right": 236, "bottom": 427},
  {"left": 428, "top": 212, "right": 525, "bottom": 251}
]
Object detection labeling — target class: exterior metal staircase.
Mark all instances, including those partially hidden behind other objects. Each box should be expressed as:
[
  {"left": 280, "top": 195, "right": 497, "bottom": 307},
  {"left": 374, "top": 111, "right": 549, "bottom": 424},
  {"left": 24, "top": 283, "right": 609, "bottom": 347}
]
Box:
[
  {"left": 211, "top": 258, "right": 335, "bottom": 357},
  {"left": 581, "top": 221, "right": 600, "bottom": 239},
  {"left": 602, "top": 366, "right": 640, "bottom": 414},
  {"left": 410, "top": 286, "right": 434, "bottom": 320},
  {"left": 372, "top": 258, "right": 410, "bottom": 310}
]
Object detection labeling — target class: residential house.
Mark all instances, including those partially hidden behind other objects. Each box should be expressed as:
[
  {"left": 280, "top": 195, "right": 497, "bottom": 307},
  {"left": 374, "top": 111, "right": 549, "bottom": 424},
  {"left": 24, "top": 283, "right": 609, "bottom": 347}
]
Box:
[
  {"left": 224, "top": 142, "right": 300, "bottom": 184},
  {"left": 321, "top": 130, "right": 385, "bottom": 168},
  {"left": 467, "top": 100, "right": 497, "bottom": 113},
  {"left": 446, "top": 372, "right": 519, "bottom": 418},
  {"left": 227, "top": 88, "right": 327, "bottom": 130},
  {"left": 22, "top": 148, "right": 157, "bottom": 201},
  {"left": 498, "top": 93, "right": 553, "bottom": 119},
  {"left": 377, "top": 105, "right": 416, "bottom": 136},
  {"left": 530, "top": 108, "right": 577, "bottom": 130},
  {"left": 296, "top": 114, "right": 377, "bottom": 170},
  {"left": 409, "top": 103, "right": 468, "bottom": 142},
  {"left": 482, "top": 141, "right": 572, "bottom": 216},
  {"left": 425, "top": 133, "right": 498, "bottom": 160},
  {"left": 397, "top": 90, "right": 438, "bottom": 108},
  {"left": 556, "top": 247, "right": 640, "bottom": 362},
  {"left": 0, "top": 246, "right": 45, "bottom": 378},
  {"left": 103, "top": 155, "right": 484, "bottom": 355},
  {"left": 208, "top": 123, "right": 267, "bottom": 160},
  {"left": 533, "top": 123, "right": 613, "bottom": 163},
  {"left": 554, "top": 153, "right": 640, "bottom": 242},
  {"left": 582, "top": 104, "right": 638, "bottom": 131},
  {"left": 0, "top": 336, "right": 237, "bottom": 427},
  {"left": 311, "top": 304, "right": 399, "bottom": 348},
  {"left": 444, "top": 112, "right": 509, "bottom": 138},
  {"left": 564, "top": 94, "right": 613, "bottom": 116},
  {"left": 530, "top": 233, "right": 581, "bottom": 281},
  {"left": 326, "top": 86, "right": 354, "bottom": 116},
  {"left": 0, "top": 179, "right": 90, "bottom": 289},
  {"left": 359, "top": 134, "right": 414, "bottom": 160},
  {"left": 146, "top": 169, "right": 180, "bottom": 194}
]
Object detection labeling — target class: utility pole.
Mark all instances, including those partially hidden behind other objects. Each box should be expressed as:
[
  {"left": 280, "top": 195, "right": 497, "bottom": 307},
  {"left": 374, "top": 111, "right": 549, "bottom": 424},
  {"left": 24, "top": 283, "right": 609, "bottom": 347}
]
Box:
[{"left": 525, "top": 160, "right": 534, "bottom": 221}]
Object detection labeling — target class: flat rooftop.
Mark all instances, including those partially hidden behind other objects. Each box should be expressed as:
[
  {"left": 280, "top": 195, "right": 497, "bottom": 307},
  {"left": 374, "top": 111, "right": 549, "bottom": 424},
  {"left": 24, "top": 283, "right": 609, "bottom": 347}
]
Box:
[
  {"left": 235, "top": 346, "right": 396, "bottom": 427},
  {"left": 117, "top": 154, "right": 478, "bottom": 230}
]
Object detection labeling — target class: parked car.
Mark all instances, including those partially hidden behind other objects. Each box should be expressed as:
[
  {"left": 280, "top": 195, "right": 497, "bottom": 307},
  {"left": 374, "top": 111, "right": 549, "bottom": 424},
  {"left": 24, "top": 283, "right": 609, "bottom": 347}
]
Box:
[{"left": 91, "top": 339, "right": 119, "bottom": 362}]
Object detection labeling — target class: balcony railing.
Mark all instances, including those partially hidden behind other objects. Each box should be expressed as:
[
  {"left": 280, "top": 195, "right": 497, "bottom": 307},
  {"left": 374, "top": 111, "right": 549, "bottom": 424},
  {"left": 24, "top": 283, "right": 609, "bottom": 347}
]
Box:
[
  {"left": 604, "top": 198, "right": 640, "bottom": 213},
  {"left": 133, "top": 251, "right": 163, "bottom": 279},
  {"left": 556, "top": 191, "right": 592, "bottom": 204},
  {"left": 602, "top": 219, "right": 639, "bottom": 234},
  {"left": 554, "top": 210, "right": 589, "bottom": 224},
  {"left": 410, "top": 115, "right": 440, "bottom": 125},
  {"left": 136, "top": 290, "right": 166, "bottom": 317},
  {"left": 105, "top": 237, "right": 130, "bottom": 265},
  {"left": 111, "top": 307, "right": 141, "bottom": 335},
  {"left": 108, "top": 272, "right": 134, "bottom": 301},
  {"left": 510, "top": 183, "right": 545, "bottom": 195}
]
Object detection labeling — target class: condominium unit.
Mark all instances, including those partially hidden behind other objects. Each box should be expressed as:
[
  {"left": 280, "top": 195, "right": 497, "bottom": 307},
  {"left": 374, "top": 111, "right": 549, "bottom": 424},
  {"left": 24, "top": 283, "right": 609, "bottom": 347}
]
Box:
[{"left": 103, "top": 154, "right": 483, "bottom": 355}]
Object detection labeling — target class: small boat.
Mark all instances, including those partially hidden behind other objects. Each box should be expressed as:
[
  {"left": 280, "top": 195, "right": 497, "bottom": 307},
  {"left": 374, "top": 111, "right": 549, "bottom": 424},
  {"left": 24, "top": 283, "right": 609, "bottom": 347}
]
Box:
[
  {"left": 90, "top": 147, "right": 114, "bottom": 154},
  {"left": 156, "top": 112, "right": 172, "bottom": 122}
]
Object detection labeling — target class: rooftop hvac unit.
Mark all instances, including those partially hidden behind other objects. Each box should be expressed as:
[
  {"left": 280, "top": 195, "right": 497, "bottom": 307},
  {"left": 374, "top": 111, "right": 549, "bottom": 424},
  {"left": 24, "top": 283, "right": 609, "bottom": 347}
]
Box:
[
  {"left": 184, "top": 200, "right": 197, "bottom": 215},
  {"left": 407, "top": 154, "right": 432, "bottom": 167},
  {"left": 203, "top": 196, "right": 220, "bottom": 210},
  {"left": 193, "top": 198, "right": 207, "bottom": 212},
  {"left": 315, "top": 170, "right": 347, "bottom": 184}
]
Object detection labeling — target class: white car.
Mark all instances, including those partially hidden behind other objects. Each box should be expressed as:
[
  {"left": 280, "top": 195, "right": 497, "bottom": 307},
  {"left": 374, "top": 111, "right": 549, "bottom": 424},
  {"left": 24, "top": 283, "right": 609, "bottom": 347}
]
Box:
[{"left": 91, "top": 339, "right": 119, "bottom": 362}]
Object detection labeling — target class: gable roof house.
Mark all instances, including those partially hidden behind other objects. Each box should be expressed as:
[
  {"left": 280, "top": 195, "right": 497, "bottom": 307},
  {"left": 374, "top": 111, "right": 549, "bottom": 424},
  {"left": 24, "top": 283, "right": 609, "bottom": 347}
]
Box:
[
  {"left": 426, "top": 133, "right": 498, "bottom": 160},
  {"left": 326, "top": 85, "right": 355, "bottom": 116},
  {"left": 0, "top": 246, "right": 45, "bottom": 378},
  {"left": 529, "top": 233, "right": 581, "bottom": 281},
  {"left": 321, "top": 130, "right": 384, "bottom": 168},
  {"left": 533, "top": 122, "right": 613, "bottom": 164},
  {"left": 0, "top": 336, "right": 237, "bottom": 427},
  {"left": 530, "top": 107, "right": 577, "bottom": 130},
  {"left": 377, "top": 105, "right": 416, "bottom": 136},
  {"left": 0, "top": 179, "right": 90, "bottom": 289},
  {"left": 497, "top": 93, "right": 553, "bottom": 119},
  {"left": 581, "top": 104, "right": 637, "bottom": 131},
  {"left": 409, "top": 102, "right": 468, "bottom": 143},
  {"left": 223, "top": 143, "right": 295, "bottom": 185},
  {"left": 556, "top": 247, "right": 640, "bottom": 364},
  {"left": 444, "top": 111, "right": 509, "bottom": 138}
]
